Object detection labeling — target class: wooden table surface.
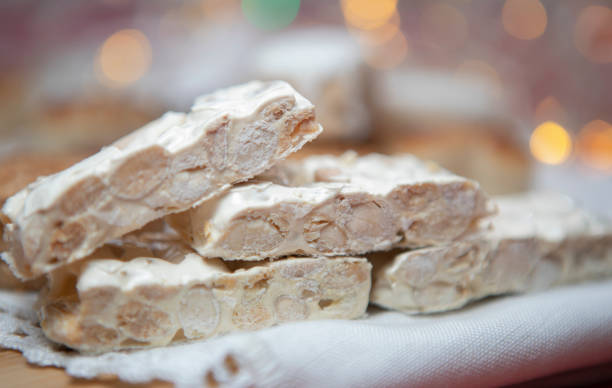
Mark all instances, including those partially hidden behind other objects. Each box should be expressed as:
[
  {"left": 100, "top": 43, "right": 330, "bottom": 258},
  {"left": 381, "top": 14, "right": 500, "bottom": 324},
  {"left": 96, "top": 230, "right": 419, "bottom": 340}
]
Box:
[
  {"left": 0, "top": 349, "right": 170, "bottom": 388},
  {"left": 3, "top": 346, "right": 612, "bottom": 388}
]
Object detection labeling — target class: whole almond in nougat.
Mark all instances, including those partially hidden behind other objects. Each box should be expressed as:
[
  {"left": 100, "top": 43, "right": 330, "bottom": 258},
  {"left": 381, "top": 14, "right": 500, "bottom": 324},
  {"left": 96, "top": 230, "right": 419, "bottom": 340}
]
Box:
[
  {"left": 168, "top": 152, "right": 493, "bottom": 260},
  {"left": 39, "top": 239, "right": 371, "bottom": 353},
  {"left": 370, "top": 192, "right": 612, "bottom": 314},
  {"left": 1, "top": 81, "right": 322, "bottom": 279}
]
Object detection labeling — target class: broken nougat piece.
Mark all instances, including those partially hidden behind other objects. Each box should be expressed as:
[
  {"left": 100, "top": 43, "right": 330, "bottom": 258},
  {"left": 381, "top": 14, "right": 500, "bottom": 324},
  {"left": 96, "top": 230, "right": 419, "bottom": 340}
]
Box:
[
  {"left": 0, "top": 151, "right": 88, "bottom": 289},
  {"left": 1, "top": 81, "right": 322, "bottom": 279},
  {"left": 39, "top": 240, "right": 371, "bottom": 353},
  {"left": 370, "top": 192, "right": 612, "bottom": 313},
  {"left": 167, "top": 152, "right": 493, "bottom": 260}
]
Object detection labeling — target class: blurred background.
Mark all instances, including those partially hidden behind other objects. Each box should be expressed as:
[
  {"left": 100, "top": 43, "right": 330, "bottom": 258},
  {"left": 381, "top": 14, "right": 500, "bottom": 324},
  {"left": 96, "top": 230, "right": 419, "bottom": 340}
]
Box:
[{"left": 0, "top": 0, "right": 611, "bottom": 216}]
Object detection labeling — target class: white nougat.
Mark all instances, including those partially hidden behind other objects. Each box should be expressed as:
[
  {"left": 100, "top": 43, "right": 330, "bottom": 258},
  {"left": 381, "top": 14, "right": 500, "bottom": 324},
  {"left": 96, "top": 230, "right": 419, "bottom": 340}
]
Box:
[
  {"left": 1, "top": 81, "right": 322, "bottom": 279},
  {"left": 168, "top": 152, "right": 493, "bottom": 260},
  {"left": 370, "top": 192, "right": 612, "bottom": 313},
  {"left": 40, "top": 238, "right": 371, "bottom": 353}
]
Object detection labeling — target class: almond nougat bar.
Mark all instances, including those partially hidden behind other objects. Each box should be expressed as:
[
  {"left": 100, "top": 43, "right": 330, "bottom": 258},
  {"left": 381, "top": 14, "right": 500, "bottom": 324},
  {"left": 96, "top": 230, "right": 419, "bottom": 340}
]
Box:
[
  {"left": 0, "top": 152, "right": 87, "bottom": 289},
  {"left": 168, "top": 152, "right": 493, "bottom": 260},
  {"left": 370, "top": 192, "right": 612, "bottom": 313},
  {"left": 39, "top": 239, "right": 371, "bottom": 353},
  {"left": 1, "top": 81, "right": 322, "bottom": 279}
]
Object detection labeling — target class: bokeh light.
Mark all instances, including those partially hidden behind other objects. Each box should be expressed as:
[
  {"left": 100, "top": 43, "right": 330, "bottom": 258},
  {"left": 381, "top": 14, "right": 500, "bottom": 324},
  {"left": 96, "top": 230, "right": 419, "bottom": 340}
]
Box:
[
  {"left": 576, "top": 120, "right": 612, "bottom": 171},
  {"left": 530, "top": 121, "right": 572, "bottom": 165},
  {"left": 420, "top": 3, "right": 469, "bottom": 49},
  {"left": 96, "top": 29, "right": 152, "bottom": 87},
  {"left": 350, "top": 11, "right": 400, "bottom": 46},
  {"left": 202, "top": 0, "right": 240, "bottom": 19},
  {"left": 242, "top": 0, "right": 300, "bottom": 30},
  {"left": 341, "top": 0, "right": 397, "bottom": 30},
  {"left": 502, "top": 0, "right": 547, "bottom": 40},
  {"left": 362, "top": 31, "right": 409, "bottom": 69},
  {"left": 574, "top": 5, "right": 612, "bottom": 64}
]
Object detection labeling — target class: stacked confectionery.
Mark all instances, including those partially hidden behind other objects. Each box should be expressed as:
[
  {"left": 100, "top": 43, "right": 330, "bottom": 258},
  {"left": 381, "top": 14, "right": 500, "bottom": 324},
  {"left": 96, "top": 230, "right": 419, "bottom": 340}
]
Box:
[
  {"left": 1, "top": 80, "right": 611, "bottom": 354},
  {"left": 2, "top": 80, "right": 373, "bottom": 353},
  {"left": 171, "top": 152, "right": 612, "bottom": 316}
]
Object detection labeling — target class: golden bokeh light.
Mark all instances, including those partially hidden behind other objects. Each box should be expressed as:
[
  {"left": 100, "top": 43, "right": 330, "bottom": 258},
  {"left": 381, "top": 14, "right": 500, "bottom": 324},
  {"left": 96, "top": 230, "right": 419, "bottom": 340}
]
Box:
[
  {"left": 420, "top": 3, "right": 468, "bottom": 49},
  {"left": 574, "top": 6, "right": 612, "bottom": 64},
  {"left": 350, "top": 11, "right": 400, "bottom": 46},
  {"left": 201, "top": 0, "right": 240, "bottom": 18},
  {"left": 341, "top": 0, "right": 397, "bottom": 30},
  {"left": 96, "top": 29, "right": 152, "bottom": 87},
  {"left": 456, "top": 60, "right": 501, "bottom": 89},
  {"left": 529, "top": 121, "right": 572, "bottom": 165},
  {"left": 362, "top": 31, "right": 409, "bottom": 69},
  {"left": 502, "top": 0, "right": 547, "bottom": 40},
  {"left": 576, "top": 120, "right": 612, "bottom": 171},
  {"left": 534, "top": 96, "right": 567, "bottom": 124}
]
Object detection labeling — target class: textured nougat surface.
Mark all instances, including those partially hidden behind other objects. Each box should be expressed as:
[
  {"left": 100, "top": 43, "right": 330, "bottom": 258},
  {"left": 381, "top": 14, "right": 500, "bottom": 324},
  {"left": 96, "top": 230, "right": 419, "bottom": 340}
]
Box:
[
  {"left": 168, "top": 152, "right": 493, "bottom": 260},
  {"left": 1, "top": 81, "right": 322, "bottom": 279},
  {"left": 39, "top": 239, "right": 371, "bottom": 353},
  {"left": 370, "top": 192, "right": 612, "bottom": 313}
]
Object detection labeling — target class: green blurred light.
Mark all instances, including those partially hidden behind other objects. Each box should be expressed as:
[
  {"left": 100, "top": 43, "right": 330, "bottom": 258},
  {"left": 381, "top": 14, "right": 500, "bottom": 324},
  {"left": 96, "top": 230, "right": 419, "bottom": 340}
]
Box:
[{"left": 242, "top": 0, "right": 300, "bottom": 30}]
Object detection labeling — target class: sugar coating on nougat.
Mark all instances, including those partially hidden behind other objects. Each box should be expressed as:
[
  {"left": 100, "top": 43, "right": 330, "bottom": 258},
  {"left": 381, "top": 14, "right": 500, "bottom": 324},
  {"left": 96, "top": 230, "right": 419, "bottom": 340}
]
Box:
[
  {"left": 39, "top": 240, "right": 371, "bottom": 353},
  {"left": 1, "top": 81, "right": 322, "bottom": 279},
  {"left": 370, "top": 192, "right": 612, "bottom": 314},
  {"left": 168, "top": 152, "right": 493, "bottom": 260}
]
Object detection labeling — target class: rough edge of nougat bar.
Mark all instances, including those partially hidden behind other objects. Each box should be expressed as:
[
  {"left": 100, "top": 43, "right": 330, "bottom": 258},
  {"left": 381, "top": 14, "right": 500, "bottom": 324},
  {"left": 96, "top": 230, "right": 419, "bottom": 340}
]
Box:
[
  {"left": 2, "top": 80, "right": 322, "bottom": 279},
  {"left": 0, "top": 152, "right": 89, "bottom": 289},
  {"left": 39, "top": 251, "right": 371, "bottom": 353}
]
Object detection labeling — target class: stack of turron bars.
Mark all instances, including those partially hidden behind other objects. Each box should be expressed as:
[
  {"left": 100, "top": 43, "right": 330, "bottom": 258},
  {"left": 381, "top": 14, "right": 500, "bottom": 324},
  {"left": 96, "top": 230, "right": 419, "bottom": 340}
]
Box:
[{"left": 1, "top": 81, "right": 611, "bottom": 353}]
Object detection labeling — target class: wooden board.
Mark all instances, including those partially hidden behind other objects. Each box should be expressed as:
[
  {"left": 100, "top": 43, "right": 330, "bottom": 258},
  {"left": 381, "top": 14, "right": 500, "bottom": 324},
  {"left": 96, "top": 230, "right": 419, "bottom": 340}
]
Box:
[{"left": 0, "top": 350, "right": 171, "bottom": 388}]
